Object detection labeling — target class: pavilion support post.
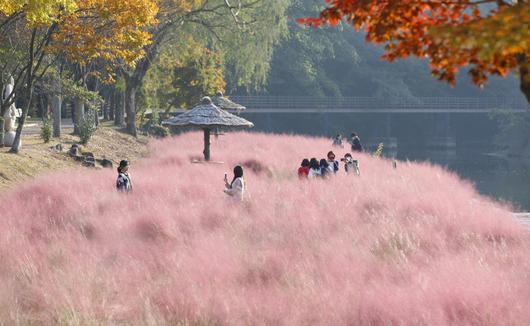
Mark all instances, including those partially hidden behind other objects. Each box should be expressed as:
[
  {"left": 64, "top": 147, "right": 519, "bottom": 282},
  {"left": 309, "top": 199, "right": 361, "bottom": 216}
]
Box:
[{"left": 203, "top": 128, "right": 211, "bottom": 161}]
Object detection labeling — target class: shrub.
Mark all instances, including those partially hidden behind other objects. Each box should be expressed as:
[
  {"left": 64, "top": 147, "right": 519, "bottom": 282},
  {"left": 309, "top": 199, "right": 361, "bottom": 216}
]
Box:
[
  {"left": 149, "top": 124, "right": 169, "bottom": 138},
  {"left": 373, "top": 142, "right": 384, "bottom": 158},
  {"left": 79, "top": 113, "right": 97, "bottom": 145},
  {"left": 40, "top": 120, "right": 52, "bottom": 143}
]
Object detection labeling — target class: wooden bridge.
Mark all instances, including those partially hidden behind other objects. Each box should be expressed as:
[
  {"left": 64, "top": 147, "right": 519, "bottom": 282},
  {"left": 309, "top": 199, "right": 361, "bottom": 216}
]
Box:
[{"left": 230, "top": 96, "right": 529, "bottom": 114}]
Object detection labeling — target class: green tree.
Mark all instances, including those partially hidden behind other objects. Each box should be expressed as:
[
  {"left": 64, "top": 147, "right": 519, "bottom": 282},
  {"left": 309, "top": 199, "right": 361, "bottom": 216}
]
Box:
[
  {"left": 142, "top": 35, "right": 225, "bottom": 112},
  {"left": 120, "top": 0, "right": 290, "bottom": 136}
]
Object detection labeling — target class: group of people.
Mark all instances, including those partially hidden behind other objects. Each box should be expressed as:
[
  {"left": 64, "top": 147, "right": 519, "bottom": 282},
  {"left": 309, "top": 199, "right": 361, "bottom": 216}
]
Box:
[
  {"left": 115, "top": 132, "right": 365, "bottom": 199},
  {"left": 115, "top": 159, "right": 247, "bottom": 201},
  {"left": 297, "top": 132, "right": 364, "bottom": 179},
  {"left": 332, "top": 132, "right": 363, "bottom": 153},
  {"left": 298, "top": 150, "right": 360, "bottom": 179}
]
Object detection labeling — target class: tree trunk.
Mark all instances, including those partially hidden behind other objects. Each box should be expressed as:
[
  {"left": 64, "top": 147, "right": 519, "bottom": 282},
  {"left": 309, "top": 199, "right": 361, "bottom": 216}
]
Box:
[
  {"left": 114, "top": 90, "right": 125, "bottom": 127},
  {"left": 73, "top": 97, "right": 85, "bottom": 135},
  {"left": 52, "top": 85, "right": 61, "bottom": 138},
  {"left": 125, "top": 82, "right": 137, "bottom": 137},
  {"left": 109, "top": 90, "right": 115, "bottom": 121},
  {"left": 103, "top": 96, "right": 110, "bottom": 121},
  {"left": 520, "top": 61, "right": 530, "bottom": 104},
  {"left": 121, "top": 32, "right": 167, "bottom": 137},
  {"left": 10, "top": 29, "right": 37, "bottom": 153},
  {"left": 0, "top": 117, "right": 4, "bottom": 148},
  {"left": 70, "top": 101, "right": 75, "bottom": 130},
  {"left": 10, "top": 85, "right": 32, "bottom": 153},
  {"left": 203, "top": 128, "right": 211, "bottom": 161}
]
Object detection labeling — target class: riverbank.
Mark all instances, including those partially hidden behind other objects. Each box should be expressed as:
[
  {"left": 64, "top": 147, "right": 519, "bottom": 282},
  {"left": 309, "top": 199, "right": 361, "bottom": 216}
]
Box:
[{"left": 0, "top": 122, "right": 149, "bottom": 191}]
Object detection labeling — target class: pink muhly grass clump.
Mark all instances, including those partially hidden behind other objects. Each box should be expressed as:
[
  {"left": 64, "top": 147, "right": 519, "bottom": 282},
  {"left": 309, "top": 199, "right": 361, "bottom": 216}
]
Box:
[{"left": 0, "top": 131, "right": 529, "bottom": 324}]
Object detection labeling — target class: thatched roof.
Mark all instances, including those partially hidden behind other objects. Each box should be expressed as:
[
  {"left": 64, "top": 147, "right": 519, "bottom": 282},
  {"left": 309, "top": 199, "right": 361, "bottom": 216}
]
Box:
[
  {"left": 162, "top": 97, "right": 253, "bottom": 129},
  {"left": 211, "top": 91, "right": 246, "bottom": 112}
]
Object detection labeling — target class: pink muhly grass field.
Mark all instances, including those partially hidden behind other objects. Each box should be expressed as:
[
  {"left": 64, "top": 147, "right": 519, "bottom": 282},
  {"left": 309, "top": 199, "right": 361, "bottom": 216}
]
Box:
[{"left": 0, "top": 132, "right": 529, "bottom": 325}]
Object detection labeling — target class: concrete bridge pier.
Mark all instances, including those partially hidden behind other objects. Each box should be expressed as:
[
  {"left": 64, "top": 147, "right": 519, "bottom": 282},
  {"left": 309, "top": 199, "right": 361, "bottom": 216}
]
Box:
[
  {"left": 322, "top": 112, "right": 332, "bottom": 136},
  {"left": 265, "top": 113, "right": 273, "bottom": 131},
  {"left": 427, "top": 113, "right": 456, "bottom": 149}
]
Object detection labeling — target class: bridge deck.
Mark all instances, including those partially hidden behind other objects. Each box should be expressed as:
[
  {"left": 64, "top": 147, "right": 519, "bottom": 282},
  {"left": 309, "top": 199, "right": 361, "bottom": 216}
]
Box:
[
  {"left": 229, "top": 96, "right": 529, "bottom": 114},
  {"left": 240, "top": 108, "right": 527, "bottom": 114}
]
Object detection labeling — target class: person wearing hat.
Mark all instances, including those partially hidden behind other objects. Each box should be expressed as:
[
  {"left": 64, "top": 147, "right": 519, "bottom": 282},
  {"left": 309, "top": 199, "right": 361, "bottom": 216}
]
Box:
[{"left": 116, "top": 160, "right": 133, "bottom": 192}]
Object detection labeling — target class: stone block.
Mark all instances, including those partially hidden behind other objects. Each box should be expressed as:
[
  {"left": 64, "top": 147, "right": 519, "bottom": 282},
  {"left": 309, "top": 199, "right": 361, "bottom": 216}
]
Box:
[{"left": 3, "top": 131, "right": 16, "bottom": 147}]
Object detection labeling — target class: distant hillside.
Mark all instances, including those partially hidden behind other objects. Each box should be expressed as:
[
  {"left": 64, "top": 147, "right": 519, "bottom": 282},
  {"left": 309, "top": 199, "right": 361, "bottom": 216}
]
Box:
[{"left": 260, "top": 0, "right": 524, "bottom": 101}]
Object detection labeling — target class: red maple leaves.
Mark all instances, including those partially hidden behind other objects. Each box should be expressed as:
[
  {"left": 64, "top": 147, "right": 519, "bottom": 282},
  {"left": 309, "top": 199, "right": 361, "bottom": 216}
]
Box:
[{"left": 300, "top": 0, "right": 530, "bottom": 101}]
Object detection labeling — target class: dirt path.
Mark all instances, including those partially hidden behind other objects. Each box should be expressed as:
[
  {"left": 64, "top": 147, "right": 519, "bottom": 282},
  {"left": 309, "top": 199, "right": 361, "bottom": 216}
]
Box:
[{"left": 0, "top": 122, "right": 149, "bottom": 191}]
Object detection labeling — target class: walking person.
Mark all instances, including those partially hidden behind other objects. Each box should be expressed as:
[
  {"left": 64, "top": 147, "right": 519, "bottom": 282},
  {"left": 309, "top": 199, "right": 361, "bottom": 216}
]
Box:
[
  {"left": 349, "top": 132, "right": 363, "bottom": 152},
  {"left": 332, "top": 134, "right": 343, "bottom": 147},
  {"left": 298, "top": 158, "right": 310, "bottom": 179},
  {"left": 327, "top": 151, "right": 339, "bottom": 174},
  {"left": 116, "top": 160, "right": 133, "bottom": 193},
  {"left": 308, "top": 158, "right": 321, "bottom": 178},
  {"left": 224, "top": 165, "right": 246, "bottom": 201}
]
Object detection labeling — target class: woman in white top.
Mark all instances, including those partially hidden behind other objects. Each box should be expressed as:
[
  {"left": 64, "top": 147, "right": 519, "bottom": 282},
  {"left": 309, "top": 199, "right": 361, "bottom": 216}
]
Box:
[
  {"left": 224, "top": 165, "right": 246, "bottom": 201},
  {"left": 307, "top": 158, "right": 321, "bottom": 178}
]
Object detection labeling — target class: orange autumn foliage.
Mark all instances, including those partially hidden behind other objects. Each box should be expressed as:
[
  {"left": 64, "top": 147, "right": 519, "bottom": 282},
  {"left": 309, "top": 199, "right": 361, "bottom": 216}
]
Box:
[
  {"left": 299, "top": 1, "right": 530, "bottom": 102},
  {"left": 52, "top": 0, "right": 158, "bottom": 65}
]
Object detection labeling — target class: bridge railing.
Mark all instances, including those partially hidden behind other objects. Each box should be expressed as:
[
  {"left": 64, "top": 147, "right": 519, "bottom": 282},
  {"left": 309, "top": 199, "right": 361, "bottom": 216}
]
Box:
[{"left": 230, "top": 96, "right": 529, "bottom": 112}]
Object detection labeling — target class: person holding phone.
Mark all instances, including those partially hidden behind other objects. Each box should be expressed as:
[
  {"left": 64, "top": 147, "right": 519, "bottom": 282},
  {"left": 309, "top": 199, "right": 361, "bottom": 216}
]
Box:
[
  {"left": 224, "top": 165, "right": 246, "bottom": 201},
  {"left": 327, "top": 151, "right": 339, "bottom": 174}
]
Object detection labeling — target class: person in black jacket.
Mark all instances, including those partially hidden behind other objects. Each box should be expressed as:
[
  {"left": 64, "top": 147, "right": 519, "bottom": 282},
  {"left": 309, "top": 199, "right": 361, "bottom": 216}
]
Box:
[{"left": 349, "top": 132, "right": 363, "bottom": 152}]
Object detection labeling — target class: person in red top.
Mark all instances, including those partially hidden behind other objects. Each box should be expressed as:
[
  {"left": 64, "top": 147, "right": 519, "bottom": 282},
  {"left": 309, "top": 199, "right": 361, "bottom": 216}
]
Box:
[{"left": 298, "top": 158, "right": 310, "bottom": 179}]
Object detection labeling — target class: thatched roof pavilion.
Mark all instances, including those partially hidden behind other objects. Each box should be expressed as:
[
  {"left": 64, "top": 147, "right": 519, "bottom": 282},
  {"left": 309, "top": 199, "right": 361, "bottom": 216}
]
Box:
[
  {"left": 211, "top": 91, "right": 246, "bottom": 114},
  {"left": 162, "top": 97, "right": 253, "bottom": 161}
]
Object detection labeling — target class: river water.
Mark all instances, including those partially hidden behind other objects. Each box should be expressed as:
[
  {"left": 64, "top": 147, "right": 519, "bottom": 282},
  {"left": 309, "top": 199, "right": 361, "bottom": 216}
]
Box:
[{"left": 396, "top": 148, "right": 530, "bottom": 212}]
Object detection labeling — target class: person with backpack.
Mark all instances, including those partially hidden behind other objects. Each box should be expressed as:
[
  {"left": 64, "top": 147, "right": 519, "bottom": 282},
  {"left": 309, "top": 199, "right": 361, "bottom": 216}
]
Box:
[
  {"left": 116, "top": 160, "right": 133, "bottom": 193},
  {"left": 349, "top": 132, "right": 363, "bottom": 152}
]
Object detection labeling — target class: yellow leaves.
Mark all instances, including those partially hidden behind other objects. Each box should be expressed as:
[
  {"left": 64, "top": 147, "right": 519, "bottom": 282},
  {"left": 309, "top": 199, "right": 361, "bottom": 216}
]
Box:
[
  {"left": 0, "top": 0, "right": 24, "bottom": 15},
  {"left": 0, "top": 0, "right": 157, "bottom": 65},
  {"left": 51, "top": 0, "right": 158, "bottom": 65},
  {"left": 0, "top": 0, "right": 77, "bottom": 25}
]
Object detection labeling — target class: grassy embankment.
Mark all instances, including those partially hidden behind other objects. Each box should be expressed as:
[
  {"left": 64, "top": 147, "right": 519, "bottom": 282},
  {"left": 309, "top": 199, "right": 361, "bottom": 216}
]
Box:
[
  {"left": 0, "top": 122, "right": 149, "bottom": 191},
  {"left": 0, "top": 132, "right": 528, "bottom": 324}
]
